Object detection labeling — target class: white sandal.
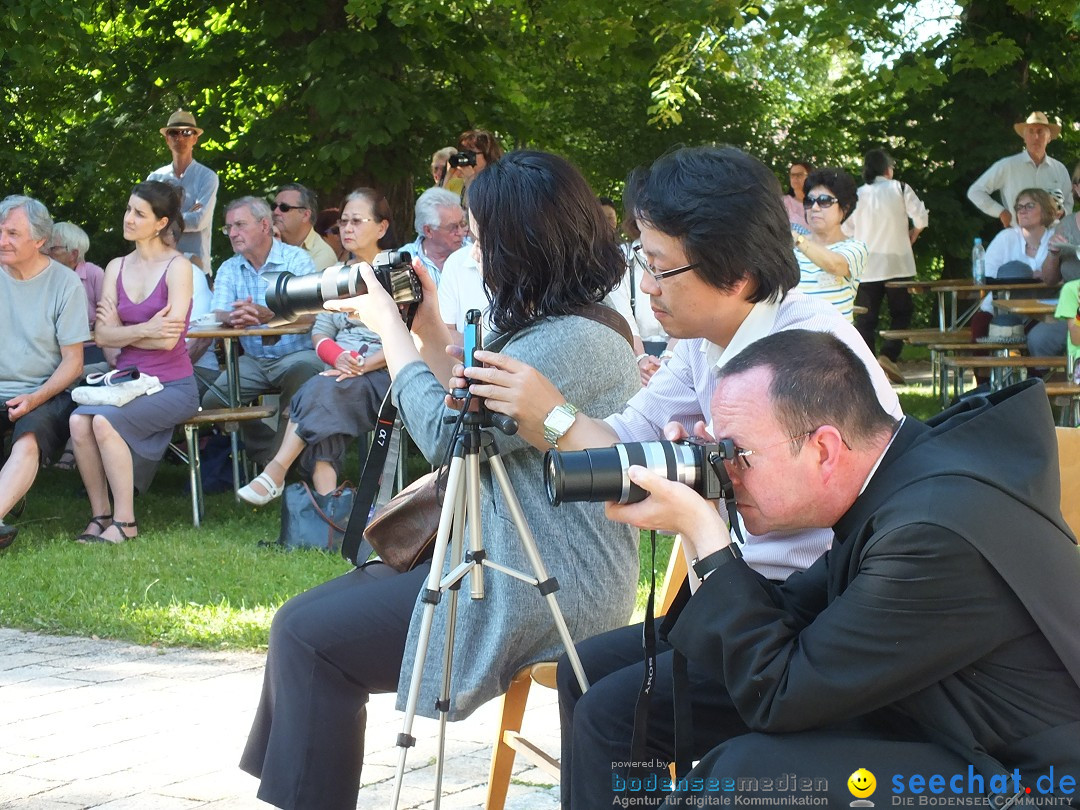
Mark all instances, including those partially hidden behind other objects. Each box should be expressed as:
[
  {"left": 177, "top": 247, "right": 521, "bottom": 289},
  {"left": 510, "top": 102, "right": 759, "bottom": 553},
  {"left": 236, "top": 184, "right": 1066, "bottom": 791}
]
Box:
[{"left": 237, "top": 471, "right": 284, "bottom": 506}]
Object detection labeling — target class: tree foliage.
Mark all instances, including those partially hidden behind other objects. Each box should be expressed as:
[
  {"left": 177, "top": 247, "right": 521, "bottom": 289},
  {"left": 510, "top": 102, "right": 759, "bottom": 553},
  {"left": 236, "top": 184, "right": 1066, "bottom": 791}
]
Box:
[{"left": 3, "top": 0, "right": 1080, "bottom": 279}]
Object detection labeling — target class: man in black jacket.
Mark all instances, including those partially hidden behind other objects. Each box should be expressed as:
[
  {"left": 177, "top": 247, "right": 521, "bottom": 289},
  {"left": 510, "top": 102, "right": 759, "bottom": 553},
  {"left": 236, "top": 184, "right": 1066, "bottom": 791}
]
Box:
[{"left": 562, "top": 329, "right": 1080, "bottom": 808}]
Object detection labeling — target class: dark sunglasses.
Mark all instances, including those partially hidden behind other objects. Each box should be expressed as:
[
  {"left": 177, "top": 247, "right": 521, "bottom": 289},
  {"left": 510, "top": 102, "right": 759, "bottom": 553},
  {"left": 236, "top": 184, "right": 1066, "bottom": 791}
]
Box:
[
  {"left": 166, "top": 129, "right": 197, "bottom": 138},
  {"left": 271, "top": 202, "right": 306, "bottom": 213},
  {"left": 803, "top": 194, "right": 839, "bottom": 209}
]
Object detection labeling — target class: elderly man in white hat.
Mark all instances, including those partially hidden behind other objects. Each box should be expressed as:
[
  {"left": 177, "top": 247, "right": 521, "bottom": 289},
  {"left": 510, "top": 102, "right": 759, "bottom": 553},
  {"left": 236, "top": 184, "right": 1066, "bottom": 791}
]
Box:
[
  {"left": 968, "top": 111, "right": 1072, "bottom": 228},
  {"left": 147, "top": 109, "right": 219, "bottom": 271}
]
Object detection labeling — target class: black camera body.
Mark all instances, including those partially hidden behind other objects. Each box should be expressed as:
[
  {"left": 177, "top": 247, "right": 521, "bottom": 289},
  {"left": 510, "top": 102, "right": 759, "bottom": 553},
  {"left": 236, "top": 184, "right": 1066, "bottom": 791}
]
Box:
[
  {"left": 544, "top": 438, "right": 734, "bottom": 506},
  {"left": 265, "top": 250, "right": 419, "bottom": 321},
  {"left": 448, "top": 150, "right": 477, "bottom": 168}
]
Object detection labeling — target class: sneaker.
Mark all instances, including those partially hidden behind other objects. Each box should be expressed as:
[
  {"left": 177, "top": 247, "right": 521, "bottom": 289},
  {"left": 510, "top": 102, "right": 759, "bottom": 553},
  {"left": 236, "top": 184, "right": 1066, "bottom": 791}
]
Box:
[
  {"left": 0, "top": 521, "right": 17, "bottom": 551},
  {"left": 877, "top": 355, "right": 906, "bottom": 385}
]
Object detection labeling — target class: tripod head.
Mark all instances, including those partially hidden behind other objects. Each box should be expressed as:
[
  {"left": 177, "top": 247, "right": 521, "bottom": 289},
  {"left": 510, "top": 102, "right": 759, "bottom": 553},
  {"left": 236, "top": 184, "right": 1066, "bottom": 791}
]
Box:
[{"left": 444, "top": 396, "right": 519, "bottom": 436}]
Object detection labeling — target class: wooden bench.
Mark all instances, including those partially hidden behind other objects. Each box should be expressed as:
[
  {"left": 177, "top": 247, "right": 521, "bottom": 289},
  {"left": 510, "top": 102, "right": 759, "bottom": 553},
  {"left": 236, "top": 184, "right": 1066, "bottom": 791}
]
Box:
[
  {"left": 1044, "top": 382, "right": 1080, "bottom": 427},
  {"left": 172, "top": 405, "right": 277, "bottom": 527},
  {"left": 940, "top": 355, "right": 1067, "bottom": 402},
  {"left": 926, "top": 342, "right": 1019, "bottom": 407}
]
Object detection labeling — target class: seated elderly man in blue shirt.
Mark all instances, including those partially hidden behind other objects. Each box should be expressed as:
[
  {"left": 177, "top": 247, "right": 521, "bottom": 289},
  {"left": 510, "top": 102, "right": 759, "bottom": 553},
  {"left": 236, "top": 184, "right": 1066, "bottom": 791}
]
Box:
[
  {"left": 205, "top": 196, "right": 321, "bottom": 464},
  {"left": 397, "top": 186, "right": 467, "bottom": 287}
]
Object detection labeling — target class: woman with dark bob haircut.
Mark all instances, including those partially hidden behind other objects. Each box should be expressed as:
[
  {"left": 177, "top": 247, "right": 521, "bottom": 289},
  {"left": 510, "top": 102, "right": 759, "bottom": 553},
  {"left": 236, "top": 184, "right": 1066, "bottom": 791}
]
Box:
[
  {"left": 792, "top": 167, "right": 868, "bottom": 320},
  {"left": 240, "top": 150, "right": 641, "bottom": 810}
]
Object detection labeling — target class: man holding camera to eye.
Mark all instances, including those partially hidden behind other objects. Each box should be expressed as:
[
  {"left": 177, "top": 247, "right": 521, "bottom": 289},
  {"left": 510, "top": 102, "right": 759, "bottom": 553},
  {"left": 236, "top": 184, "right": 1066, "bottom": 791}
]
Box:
[{"left": 581, "top": 330, "right": 1080, "bottom": 807}]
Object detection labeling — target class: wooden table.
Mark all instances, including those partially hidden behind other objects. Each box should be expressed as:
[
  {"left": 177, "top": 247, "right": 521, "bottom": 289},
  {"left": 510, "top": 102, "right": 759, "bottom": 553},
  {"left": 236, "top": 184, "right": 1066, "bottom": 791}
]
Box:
[
  {"left": 187, "top": 321, "right": 314, "bottom": 492},
  {"left": 887, "top": 279, "right": 1059, "bottom": 331},
  {"left": 993, "top": 298, "right": 1058, "bottom": 320},
  {"left": 188, "top": 321, "right": 314, "bottom": 409}
]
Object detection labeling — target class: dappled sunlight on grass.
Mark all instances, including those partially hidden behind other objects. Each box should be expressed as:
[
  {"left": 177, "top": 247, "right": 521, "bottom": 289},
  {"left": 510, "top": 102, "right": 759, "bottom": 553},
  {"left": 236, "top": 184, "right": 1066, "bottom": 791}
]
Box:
[{"left": 119, "top": 600, "right": 278, "bottom": 648}]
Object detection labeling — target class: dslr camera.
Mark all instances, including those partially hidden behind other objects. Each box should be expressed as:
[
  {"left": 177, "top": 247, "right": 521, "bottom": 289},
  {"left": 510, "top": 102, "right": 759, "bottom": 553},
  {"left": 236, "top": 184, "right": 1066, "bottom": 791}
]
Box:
[
  {"left": 448, "top": 149, "right": 478, "bottom": 168},
  {"left": 265, "top": 250, "right": 420, "bottom": 321},
  {"left": 544, "top": 438, "right": 734, "bottom": 506}
]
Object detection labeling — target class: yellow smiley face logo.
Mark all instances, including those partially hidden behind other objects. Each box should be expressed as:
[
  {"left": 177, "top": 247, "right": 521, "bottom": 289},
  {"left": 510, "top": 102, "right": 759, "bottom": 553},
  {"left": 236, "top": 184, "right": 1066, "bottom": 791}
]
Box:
[{"left": 848, "top": 768, "right": 876, "bottom": 798}]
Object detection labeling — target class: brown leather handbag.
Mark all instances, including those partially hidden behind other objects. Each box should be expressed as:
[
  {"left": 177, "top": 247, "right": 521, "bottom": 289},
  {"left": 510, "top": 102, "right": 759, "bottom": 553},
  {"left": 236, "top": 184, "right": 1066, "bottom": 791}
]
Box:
[{"left": 362, "top": 470, "right": 442, "bottom": 572}]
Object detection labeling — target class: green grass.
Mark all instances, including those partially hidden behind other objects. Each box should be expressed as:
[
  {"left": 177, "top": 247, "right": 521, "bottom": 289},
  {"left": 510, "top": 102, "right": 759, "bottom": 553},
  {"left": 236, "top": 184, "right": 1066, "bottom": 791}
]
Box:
[
  {"left": 2, "top": 451, "right": 677, "bottom": 649},
  {"left": 2, "top": 459, "right": 351, "bottom": 649},
  {"left": 0, "top": 384, "right": 943, "bottom": 651}
]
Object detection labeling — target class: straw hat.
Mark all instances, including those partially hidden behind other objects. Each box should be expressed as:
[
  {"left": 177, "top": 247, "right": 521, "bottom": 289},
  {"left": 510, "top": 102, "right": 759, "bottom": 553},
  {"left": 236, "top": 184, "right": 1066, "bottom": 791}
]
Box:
[
  {"left": 1014, "top": 111, "right": 1062, "bottom": 139},
  {"left": 159, "top": 109, "right": 204, "bottom": 137}
]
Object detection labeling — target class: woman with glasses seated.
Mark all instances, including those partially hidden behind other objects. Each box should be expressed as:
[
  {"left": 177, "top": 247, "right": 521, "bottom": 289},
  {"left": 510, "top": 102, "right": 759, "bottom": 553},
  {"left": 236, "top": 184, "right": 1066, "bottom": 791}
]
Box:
[
  {"left": 237, "top": 189, "right": 396, "bottom": 504},
  {"left": 240, "top": 151, "right": 641, "bottom": 810},
  {"left": 792, "top": 168, "right": 867, "bottom": 321}
]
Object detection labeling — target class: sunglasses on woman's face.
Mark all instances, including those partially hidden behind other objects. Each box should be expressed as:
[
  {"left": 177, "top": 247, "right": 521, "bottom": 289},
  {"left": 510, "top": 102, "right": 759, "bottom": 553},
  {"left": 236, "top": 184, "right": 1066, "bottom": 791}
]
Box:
[{"left": 803, "top": 194, "right": 839, "bottom": 209}]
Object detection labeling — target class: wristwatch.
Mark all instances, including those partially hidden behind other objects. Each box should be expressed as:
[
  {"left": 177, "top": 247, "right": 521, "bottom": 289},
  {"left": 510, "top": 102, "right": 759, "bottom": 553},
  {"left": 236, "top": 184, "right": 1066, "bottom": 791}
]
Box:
[
  {"left": 543, "top": 403, "right": 579, "bottom": 447},
  {"left": 692, "top": 544, "right": 743, "bottom": 582}
]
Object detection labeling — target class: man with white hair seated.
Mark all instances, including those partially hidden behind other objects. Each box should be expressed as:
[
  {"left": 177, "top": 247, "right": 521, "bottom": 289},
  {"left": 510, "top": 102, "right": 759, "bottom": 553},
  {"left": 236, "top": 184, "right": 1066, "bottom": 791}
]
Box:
[
  {"left": 397, "top": 186, "right": 466, "bottom": 287},
  {"left": 0, "top": 196, "right": 89, "bottom": 547}
]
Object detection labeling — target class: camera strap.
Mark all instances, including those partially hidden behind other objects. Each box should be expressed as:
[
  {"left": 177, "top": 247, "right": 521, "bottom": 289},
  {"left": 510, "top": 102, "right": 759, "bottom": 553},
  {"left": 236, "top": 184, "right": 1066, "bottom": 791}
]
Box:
[
  {"left": 341, "top": 387, "right": 398, "bottom": 566},
  {"left": 628, "top": 453, "right": 744, "bottom": 780}
]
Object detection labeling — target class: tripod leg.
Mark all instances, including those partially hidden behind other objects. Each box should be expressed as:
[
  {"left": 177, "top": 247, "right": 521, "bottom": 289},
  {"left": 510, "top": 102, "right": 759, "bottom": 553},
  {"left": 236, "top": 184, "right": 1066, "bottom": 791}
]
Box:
[
  {"left": 391, "top": 454, "right": 467, "bottom": 810},
  {"left": 432, "top": 475, "right": 470, "bottom": 808},
  {"left": 487, "top": 453, "right": 591, "bottom": 694}
]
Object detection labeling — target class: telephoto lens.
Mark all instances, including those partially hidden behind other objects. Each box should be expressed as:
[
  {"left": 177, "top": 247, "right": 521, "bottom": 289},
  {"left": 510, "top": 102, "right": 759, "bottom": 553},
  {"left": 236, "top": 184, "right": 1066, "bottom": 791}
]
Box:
[
  {"left": 544, "top": 439, "right": 729, "bottom": 506},
  {"left": 264, "top": 251, "right": 417, "bottom": 320}
]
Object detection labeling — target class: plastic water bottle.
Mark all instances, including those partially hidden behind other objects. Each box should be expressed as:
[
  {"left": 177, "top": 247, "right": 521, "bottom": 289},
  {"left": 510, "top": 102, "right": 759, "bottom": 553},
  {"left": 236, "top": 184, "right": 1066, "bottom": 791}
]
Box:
[{"left": 971, "top": 237, "right": 986, "bottom": 284}]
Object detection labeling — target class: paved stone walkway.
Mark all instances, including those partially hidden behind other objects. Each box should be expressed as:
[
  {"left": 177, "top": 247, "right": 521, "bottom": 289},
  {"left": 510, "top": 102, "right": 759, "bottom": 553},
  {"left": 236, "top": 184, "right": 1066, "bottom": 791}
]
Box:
[{"left": 0, "top": 628, "right": 561, "bottom": 809}]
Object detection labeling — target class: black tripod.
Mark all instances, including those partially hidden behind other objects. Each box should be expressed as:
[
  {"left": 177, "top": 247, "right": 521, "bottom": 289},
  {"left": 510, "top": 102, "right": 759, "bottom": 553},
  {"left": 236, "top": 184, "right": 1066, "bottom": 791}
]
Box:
[{"left": 390, "top": 404, "right": 589, "bottom": 809}]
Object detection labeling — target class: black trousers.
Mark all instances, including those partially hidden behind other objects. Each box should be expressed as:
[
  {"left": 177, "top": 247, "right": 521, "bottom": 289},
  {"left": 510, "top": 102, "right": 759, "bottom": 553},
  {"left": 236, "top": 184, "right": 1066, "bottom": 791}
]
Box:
[
  {"left": 239, "top": 561, "right": 429, "bottom": 810},
  {"left": 559, "top": 626, "right": 1040, "bottom": 810},
  {"left": 662, "top": 731, "right": 978, "bottom": 807},
  {"left": 557, "top": 622, "right": 748, "bottom": 809},
  {"left": 854, "top": 279, "right": 914, "bottom": 361}
]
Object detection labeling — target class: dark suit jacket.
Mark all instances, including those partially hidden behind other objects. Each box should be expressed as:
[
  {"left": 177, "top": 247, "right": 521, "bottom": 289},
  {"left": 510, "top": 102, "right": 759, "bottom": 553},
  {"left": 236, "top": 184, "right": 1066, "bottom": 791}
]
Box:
[{"left": 668, "top": 380, "right": 1080, "bottom": 783}]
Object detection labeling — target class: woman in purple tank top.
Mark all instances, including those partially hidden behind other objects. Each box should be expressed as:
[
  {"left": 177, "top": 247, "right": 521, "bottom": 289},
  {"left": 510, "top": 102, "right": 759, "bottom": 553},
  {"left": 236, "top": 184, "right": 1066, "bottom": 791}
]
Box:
[{"left": 69, "top": 181, "right": 200, "bottom": 544}]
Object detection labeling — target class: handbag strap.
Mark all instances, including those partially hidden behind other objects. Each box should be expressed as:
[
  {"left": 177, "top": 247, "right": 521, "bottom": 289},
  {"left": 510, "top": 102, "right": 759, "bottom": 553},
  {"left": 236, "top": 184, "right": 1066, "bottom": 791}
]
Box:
[
  {"left": 341, "top": 387, "right": 397, "bottom": 565},
  {"left": 576, "top": 302, "right": 634, "bottom": 349},
  {"left": 301, "top": 481, "right": 348, "bottom": 534}
]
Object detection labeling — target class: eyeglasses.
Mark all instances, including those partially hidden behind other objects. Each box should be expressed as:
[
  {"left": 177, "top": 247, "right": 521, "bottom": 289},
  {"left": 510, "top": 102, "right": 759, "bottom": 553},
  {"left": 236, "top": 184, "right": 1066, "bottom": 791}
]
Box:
[
  {"left": 325, "top": 226, "right": 340, "bottom": 236},
  {"left": 166, "top": 129, "right": 197, "bottom": 138},
  {"left": 338, "top": 217, "right": 376, "bottom": 228},
  {"left": 1015, "top": 201, "right": 1039, "bottom": 212},
  {"left": 435, "top": 221, "right": 469, "bottom": 233},
  {"left": 803, "top": 194, "right": 839, "bottom": 209},
  {"left": 272, "top": 202, "right": 307, "bottom": 213},
  {"left": 725, "top": 431, "right": 816, "bottom": 471},
  {"left": 221, "top": 222, "right": 252, "bottom": 235},
  {"left": 631, "top": 244, "right": 699, "bottom": 283}
]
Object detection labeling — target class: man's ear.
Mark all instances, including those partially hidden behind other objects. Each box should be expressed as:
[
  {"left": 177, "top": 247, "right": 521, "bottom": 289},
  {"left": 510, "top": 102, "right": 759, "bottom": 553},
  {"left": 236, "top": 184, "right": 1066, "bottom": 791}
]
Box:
[{"left": 809, "top": 425, "right": 847, "bottom": 476}]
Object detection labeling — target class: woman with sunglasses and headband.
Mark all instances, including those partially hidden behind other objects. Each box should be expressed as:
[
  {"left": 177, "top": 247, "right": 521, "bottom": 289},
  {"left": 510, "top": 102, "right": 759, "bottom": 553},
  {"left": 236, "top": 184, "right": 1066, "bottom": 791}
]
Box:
[
  {"left": 792, "top": 168, "right": 867, "bottom": 321},
  {"left": 237, "top": 189, "right": 396, "bottom": 504}
]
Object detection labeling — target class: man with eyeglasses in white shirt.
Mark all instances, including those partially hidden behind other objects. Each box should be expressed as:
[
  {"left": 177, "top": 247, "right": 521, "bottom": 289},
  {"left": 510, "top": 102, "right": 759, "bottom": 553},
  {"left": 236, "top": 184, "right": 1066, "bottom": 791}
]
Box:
[
  {"left": 451, "top": 145, "right": 902, "bottom": 582},
  {"left": 147, "top": 109, "right": 219, "bottom": 272}
]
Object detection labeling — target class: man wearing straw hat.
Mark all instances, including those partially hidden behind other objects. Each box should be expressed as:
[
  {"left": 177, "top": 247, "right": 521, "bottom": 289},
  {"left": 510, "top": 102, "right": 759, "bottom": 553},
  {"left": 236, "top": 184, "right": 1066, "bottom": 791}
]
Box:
[
  {"left": 147, "top": 109, "right": 219, "bottom": 271},
  {"left": 968, "top": 111, "right": 1072, "bottom": 228}
]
